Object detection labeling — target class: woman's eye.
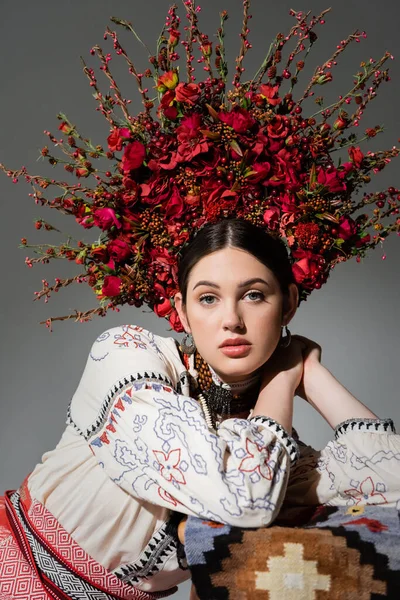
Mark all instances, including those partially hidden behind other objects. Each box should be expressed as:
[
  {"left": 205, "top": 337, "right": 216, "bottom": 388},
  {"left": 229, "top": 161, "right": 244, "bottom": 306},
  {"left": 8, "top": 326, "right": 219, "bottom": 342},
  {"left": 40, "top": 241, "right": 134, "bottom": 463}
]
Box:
[
  {"left": 199, "top": 294, "right": 216, "bottom": 305},
  {"left": 245, "top": 290, "right": 264, "bottom": 302}
]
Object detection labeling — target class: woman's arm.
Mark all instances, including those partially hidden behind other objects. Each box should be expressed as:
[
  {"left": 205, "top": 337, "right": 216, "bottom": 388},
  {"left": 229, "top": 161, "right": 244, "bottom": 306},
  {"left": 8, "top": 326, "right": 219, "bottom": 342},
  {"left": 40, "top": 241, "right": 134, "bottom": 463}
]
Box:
[
  {"left": 301, "top": 361, "right": 378, "bottom": 429},
  {"left": 252, "top": 336, "right": 305, "bottom": 431},
  {"left": 293, "top": 335, "right": 378, "bottom": 429}
]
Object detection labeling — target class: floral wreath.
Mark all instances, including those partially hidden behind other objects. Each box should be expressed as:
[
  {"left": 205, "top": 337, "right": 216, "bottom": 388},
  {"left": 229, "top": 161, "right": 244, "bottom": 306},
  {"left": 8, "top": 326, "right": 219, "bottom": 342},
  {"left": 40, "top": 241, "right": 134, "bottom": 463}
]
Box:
[{"left": 1, "top": 1, "right": 399, "bottom": 332}]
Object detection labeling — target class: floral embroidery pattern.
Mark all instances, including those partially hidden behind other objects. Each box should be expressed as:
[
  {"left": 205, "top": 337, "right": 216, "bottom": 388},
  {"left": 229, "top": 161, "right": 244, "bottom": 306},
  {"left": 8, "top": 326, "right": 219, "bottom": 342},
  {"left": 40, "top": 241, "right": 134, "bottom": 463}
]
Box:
[
  {"left": 113, "top": 325, "right": 148, "bottom": 349},
  {"left": 344, "top": 476, "right": 388, "bottom": 505},
  {"left": 239, "top": 438, "right": 273, "bottom": 480},
  {"left": 153, "top": 449, "right": 187, "bottom": 485}
]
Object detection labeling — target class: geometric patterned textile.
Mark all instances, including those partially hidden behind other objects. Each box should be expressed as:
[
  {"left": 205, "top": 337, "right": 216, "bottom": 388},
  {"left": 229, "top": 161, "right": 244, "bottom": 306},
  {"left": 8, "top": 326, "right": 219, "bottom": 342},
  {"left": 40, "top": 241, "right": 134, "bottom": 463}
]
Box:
[
  {"left": 0, "top": 480, "right": 176, "bottom": 600},
  {"left": 184, "top": 504, "right": 400, "bottom": 599}
]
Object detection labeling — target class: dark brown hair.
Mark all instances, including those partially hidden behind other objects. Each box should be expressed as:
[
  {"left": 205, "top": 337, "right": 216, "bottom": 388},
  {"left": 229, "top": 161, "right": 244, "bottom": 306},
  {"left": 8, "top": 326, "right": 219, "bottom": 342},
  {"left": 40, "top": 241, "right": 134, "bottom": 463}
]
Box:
[{"left": 177, "top": 218, "right": 298, "bottom": 306}]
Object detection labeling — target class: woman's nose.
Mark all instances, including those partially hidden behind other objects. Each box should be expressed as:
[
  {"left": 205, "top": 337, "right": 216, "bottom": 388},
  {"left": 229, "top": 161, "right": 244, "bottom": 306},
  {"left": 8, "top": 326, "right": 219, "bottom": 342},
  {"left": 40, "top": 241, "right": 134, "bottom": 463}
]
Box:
[{"left": 222, "top": 304, "right": 244, "bottom": 330}]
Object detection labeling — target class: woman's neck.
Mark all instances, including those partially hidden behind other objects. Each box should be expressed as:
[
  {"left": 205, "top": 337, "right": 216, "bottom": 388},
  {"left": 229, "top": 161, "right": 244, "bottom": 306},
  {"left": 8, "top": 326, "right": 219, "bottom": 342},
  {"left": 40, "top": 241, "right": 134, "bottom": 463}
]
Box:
[{"left": 208, "top": 363, "right": 261, "bottom": 393}]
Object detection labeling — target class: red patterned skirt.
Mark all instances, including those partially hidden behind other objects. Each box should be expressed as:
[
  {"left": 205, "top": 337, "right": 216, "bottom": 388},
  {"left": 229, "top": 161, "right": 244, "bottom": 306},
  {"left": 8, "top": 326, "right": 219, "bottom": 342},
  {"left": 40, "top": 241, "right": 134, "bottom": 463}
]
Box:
[{"left": 0, "top": 480, "right": 175, "bottom": 600}]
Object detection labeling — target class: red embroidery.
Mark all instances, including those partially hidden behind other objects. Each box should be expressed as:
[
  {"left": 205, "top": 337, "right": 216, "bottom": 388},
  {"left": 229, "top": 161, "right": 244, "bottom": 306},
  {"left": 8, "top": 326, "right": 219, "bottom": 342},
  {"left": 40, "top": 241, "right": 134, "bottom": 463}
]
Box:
[
  {"left": 238, "top": 438, "right": 273, "bottom": 480},
  {"left": 153, "top": 449, "right": 186, "bottom": 485}
]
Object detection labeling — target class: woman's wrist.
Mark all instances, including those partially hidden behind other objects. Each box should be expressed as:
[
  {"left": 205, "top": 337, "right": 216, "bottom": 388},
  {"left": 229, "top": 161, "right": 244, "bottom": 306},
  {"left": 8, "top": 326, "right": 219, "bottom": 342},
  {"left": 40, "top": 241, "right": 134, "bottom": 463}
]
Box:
[{"left": 253, "top": 371, "right": 296, "bottom": 432}]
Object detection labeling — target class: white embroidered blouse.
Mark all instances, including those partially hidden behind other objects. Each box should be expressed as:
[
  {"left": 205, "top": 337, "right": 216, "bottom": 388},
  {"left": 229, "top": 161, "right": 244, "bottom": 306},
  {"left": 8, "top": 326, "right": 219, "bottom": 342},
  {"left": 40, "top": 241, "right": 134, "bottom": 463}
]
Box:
[{"left": 27, "top": 324, "right": 399, "bottom": 595}]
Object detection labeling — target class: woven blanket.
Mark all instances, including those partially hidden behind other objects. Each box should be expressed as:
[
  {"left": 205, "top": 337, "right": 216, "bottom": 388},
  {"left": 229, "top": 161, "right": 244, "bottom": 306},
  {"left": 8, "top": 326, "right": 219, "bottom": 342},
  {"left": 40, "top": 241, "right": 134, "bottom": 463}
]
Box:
[{"left": 184, "top": 504, "right": 400, "bottom": 599}]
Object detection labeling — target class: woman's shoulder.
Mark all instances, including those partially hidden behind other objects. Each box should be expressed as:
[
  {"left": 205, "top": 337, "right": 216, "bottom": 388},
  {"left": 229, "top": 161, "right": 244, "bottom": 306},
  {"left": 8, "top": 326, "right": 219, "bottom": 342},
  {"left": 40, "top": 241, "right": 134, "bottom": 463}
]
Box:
[{"left": 88, "top": 323, "right": 185, "bottom": 380}]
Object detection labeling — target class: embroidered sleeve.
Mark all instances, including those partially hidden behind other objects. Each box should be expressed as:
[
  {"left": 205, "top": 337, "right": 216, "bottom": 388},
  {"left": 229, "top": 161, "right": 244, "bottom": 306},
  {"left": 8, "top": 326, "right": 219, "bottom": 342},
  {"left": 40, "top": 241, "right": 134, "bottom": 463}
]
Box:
[
  {"left": 316, "top": 416, "right": 400, "bottom": 507},
  {"left": 69, "top": 325, "right": 295, "bottom": 528},
  {"left": 334, "top": 418, "right": 396, "bottom": 439}
]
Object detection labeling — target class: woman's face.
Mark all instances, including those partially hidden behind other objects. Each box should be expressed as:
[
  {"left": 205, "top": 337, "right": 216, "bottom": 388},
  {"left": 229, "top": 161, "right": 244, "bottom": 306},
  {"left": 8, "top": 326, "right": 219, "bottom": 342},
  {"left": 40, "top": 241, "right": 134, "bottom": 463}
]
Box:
[{"left": 175, "top": 246, "right": 297, "bottom": 383}]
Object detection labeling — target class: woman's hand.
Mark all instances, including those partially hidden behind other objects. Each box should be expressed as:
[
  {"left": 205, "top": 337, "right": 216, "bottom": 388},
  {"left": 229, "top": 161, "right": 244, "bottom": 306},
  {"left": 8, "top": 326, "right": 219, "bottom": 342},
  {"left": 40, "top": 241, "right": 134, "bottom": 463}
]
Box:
[{"left": 260, "top": 336, "right": 306, "bottom": 394}]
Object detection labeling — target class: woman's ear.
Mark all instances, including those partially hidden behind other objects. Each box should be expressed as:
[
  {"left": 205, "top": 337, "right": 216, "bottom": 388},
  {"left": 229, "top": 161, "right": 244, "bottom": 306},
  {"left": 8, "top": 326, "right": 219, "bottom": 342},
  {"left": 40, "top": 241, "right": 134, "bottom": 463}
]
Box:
[
  {"left": 174, "top": 292, "right": 191, "bottom": 333},
  {"left": 282, "top": 283, "right": 299, "bottom": 326}
]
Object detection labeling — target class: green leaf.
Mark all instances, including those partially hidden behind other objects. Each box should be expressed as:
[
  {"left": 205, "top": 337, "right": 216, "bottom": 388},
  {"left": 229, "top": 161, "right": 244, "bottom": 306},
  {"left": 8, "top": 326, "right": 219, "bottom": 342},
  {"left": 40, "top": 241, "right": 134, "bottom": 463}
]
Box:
[{"left": 229, "top": 140, "right": 243, "bottom": 157}]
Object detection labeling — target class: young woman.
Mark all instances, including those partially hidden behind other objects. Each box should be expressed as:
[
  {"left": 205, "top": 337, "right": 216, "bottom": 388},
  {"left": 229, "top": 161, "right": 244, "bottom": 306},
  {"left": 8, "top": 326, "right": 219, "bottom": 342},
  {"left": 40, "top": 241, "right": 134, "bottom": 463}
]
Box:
[{"left": 1, "top": 218, "right": 398, "bottom": 600}]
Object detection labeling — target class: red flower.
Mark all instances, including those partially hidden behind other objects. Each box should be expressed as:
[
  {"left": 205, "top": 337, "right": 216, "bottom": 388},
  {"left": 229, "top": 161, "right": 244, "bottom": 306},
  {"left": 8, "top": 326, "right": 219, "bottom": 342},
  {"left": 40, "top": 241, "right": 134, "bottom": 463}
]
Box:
[
  {"left": 263, "top": 207, "right": 281, "bottom": 231},
  {"left": 266, "top": 115, "right": 290, "bottom": 139},
  {"left": 246, "top": 161, "right": 271, "bottom": 184},
  {"left": 102, "top": 275, "right": 123, "bottom": 297},
  {"left": 337, "top": 216, "right": 357, "bottom": 240},
  {"left": 107, "top": 127, "right": 130, "bottom": 152},
  {"left": 107, "top": 239, "right": 131, "bottom": 262},
  {"left": 165, "top": 187, "right": 185, "bottom": 221},
  {"left": 175, "top": 82, "right": 201, "bottom": 105},
  {"left": 317, "top": 167, "right": 347, "bottom": 193},
  {"left": 292, "top": 249, "right": 325, "bottom": 289},
  {"left": 219, "top": 108, "right": 256, "bottom": 133},
  {"left": 59, "top": 121, "right": 73, "bottom": 134},
  {"left": 154, "top": 297, "right": 173, "bottom": 318},
  {"left": 168, "top": 308, "right": 184, "bottom": 332},
  {"left": 157, "top": 70, "right": 179, "bottom": 92},
  {"left": 93, "top": 207, "right": 122, "bottom": 230},
  {"left": 159, "top": 90, "right": 178, "bottom": 120},
  {"left": 259, "top": 84, "right": 282, "bottom": 106},
  {"left": 91, "top": 246, "right": 109, "bottom": 263},
  {"left": 348, "top": 146, "right": 364, "bottom": 168},
  {"left": 122, "top": 141, "right": 146, "bottom": 173}
]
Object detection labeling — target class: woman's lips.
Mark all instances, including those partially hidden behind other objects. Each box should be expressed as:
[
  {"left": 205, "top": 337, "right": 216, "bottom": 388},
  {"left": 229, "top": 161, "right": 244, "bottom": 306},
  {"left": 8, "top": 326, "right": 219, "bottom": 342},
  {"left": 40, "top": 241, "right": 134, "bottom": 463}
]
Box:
[{"left": 219, "top": 344, "right": 251, "bottom": 358}]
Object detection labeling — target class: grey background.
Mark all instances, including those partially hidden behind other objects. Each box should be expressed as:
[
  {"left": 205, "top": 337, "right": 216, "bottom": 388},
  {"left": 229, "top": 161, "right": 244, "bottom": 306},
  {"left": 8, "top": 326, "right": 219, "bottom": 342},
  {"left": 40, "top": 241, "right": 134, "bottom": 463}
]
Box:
[{"left": 1, "top": 1, "right": 399, "bottom": 598}]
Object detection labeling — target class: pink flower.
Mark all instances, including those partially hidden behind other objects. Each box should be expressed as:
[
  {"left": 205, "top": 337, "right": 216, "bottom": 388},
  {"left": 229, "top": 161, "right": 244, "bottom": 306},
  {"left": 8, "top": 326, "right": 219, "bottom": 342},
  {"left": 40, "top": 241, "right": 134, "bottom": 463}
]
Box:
[
  {"left": 121, "top": 141, "right": 146, "bottom": 173},
  {"left": 93, "top": 207, "right": 121, "bottom": 230},
  {"left": 239, "top": 438, "right": 273, "bottom": 480},
  {"left": 153, "top": 449, "right": 186, "bottom": 484},
  {"left": 344, "top": 476, "right": 388, "bottom": 506},
  {"left": 101, "top": 275, "right": 122, "bottom": 297}
]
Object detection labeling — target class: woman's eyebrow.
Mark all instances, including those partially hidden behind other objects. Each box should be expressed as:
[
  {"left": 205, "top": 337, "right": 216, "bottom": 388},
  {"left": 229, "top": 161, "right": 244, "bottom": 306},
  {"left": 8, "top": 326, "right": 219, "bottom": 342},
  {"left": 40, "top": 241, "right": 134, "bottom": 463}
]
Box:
[{"left": 192, "top": 277, "right": 271, "bottom": 291}]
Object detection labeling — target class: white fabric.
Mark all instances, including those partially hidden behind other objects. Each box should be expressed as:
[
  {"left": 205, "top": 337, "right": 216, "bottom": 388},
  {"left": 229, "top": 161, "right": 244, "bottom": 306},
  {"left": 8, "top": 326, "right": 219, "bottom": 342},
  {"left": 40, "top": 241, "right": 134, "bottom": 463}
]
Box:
[{"left": 27, "top": 324, "right": 400, "bottom": 594}]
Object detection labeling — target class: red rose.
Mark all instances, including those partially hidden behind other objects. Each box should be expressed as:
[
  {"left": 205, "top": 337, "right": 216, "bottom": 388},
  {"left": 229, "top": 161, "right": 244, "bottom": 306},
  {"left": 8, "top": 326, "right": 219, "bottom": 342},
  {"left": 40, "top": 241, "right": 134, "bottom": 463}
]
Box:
[
  {"left": 121, "top": 141, "right": 146, "bottom": 173},
  {"left": 266, "top": 115, "right": 290, "bottom": 139},
  {"left": 348, "top": 146, "right": 364, "bottom": 168},
  {"left": 93, "top": 207, "right": 121, "bottom": 230},
  {"left": 337, "top": 216, "right": 357, "bottom": 240},
  {"left": 175, "top": 82, "right": 201, "bottom": 105},
  {"left": 292, "top": 249, "right": 324, "bottom": 288},
  {"left": 107, "top": 127, "right": 130, "bottom": 152},
  {"left": 219, "top": 108, "right": 256, "bottom": 133},
  {"left": 107, "top": 239, "right": 131, "bottom": 262},
  {"left": 246, "top": 161, "right": 271, "bottom": 184},
  {"left": 91, "top": 246, "right": 109, "bottom": 263},
  {"left": 263, "top": 207, "right": 281, "bottom": 231},
  {"left": 102, "top": 275, "right": 123, "bottom": 297}
]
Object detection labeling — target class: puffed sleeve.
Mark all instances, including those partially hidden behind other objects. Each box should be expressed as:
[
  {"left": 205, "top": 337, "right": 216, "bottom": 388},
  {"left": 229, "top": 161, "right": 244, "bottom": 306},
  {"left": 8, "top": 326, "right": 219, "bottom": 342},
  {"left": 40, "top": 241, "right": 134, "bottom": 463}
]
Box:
[
  {"left": 68, "top": 325, "right": 300, "bottom": 528},
  {"left": 314, "top": 417, "right": 400, "bottom": 507}
]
